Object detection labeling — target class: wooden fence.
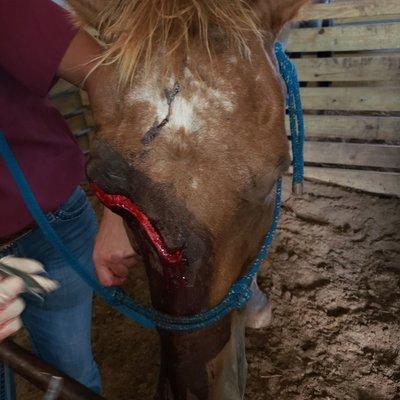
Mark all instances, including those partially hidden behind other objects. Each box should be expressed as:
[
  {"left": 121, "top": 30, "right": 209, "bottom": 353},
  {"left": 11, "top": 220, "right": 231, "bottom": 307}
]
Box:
[
  {"left": 50, "top": 0, "right": 400, "bottom": 197},
  {"left": 49, "top": 80, "right": 93, "bottom": 154},
  {"left": 287, "top": 0, "right": 400, "bottom": 196}
]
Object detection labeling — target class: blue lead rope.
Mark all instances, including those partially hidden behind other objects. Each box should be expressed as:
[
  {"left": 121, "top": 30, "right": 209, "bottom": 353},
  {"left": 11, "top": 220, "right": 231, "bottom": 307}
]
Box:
[
  {"left": 275, "top": 42, "right": 305, "bottom": 187},
  {"left": 0, "top": 43, "right": 303, "bottom": 332}
]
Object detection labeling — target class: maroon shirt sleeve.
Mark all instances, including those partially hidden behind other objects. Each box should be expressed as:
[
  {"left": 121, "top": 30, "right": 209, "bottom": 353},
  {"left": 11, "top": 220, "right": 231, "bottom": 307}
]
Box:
[{"left": 0, "top": 0, "right": 78, "bottom": 97}]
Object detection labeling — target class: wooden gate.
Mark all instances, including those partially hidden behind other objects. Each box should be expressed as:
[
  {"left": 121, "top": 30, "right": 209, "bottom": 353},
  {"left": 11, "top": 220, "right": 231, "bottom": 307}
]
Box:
[
  {"left": 287, "top": 0, "right": 400, "bottom": 196},
  {"left": 49, "top": 80, "right": 94, "bottom": 155}
]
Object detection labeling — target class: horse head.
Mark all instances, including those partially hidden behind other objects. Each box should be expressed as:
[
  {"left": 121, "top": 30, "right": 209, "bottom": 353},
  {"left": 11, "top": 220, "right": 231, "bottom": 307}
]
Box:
[{"left": 68, "top": 1, "right": 309, "bottom": 398}]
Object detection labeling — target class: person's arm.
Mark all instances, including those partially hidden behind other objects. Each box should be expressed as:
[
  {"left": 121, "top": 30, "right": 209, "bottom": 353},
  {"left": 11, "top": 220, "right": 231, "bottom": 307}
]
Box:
[
  {"left": 57, "top": 27, "right": 102, "bottom": 89},
  {"left": 0, "top": 0, "right": 102, "bottom": 95},
  {"left": 0, "top": 0, "right": 73, "bottom": 95}
]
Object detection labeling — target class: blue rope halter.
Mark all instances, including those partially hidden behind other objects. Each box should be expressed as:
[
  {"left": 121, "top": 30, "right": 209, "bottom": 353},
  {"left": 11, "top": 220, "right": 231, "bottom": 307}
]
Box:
[
  {"left": 0, "top": 42, "right": 304, "bottom": 332},
  {"left": 275, "top": 42, "right": 305, "bottom": 194}
]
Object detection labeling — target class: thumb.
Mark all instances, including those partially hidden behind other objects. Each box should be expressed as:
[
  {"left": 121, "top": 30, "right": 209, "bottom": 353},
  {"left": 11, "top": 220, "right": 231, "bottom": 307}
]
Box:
[{"left": 96, "top": 265, "right": 115, "bottom": 287}]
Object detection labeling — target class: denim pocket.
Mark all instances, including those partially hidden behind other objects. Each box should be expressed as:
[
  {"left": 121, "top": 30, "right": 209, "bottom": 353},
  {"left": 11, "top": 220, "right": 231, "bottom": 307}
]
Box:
[{"left": 52, "top": 187, "right": 90, "bottom": 222}]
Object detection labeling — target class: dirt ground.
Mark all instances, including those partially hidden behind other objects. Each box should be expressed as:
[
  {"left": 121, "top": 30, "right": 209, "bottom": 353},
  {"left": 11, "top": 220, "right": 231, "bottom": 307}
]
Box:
[{"left": 16, "top": 177, "right": 400, "bottom": 399}]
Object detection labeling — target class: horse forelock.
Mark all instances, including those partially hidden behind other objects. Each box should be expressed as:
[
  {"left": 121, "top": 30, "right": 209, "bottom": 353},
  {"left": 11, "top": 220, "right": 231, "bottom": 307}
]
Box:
[{"left": 81, "top": 0, "right": 263, "bottom": 86}]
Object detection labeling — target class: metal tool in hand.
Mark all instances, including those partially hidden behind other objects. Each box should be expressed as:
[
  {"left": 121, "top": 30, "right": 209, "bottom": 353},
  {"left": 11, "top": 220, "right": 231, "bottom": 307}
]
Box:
[
  {"left": 42, "top": 375, "right": 63, "bottom": 400},
  {"left": 0, "top": 261, "right": 48, "bottom": 301}
]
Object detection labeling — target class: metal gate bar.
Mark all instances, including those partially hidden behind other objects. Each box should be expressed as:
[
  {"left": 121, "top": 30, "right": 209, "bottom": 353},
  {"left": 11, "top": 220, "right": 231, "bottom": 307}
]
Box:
[{"left": 0, "top": 340, "right": 106, "bottom": 400}]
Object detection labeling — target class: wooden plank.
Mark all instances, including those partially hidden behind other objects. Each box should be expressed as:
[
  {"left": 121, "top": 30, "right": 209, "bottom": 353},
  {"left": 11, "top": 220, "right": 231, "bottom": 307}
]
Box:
[
  {"left": 287, "top": 23, "right": 400, "bottom": 52},
  {"left": 84, "top": 111, "right": 95, "bottom": 128},
  {"left": 286, "top": 115, "right": 400, "bottom": 141},
  {"left": 302, "top": 142, "right": 400, "bottom": 169},
  {"left": 330, "top": 81, "right": 398, "bottom": 88},
  {"left": 301, "top": 167, "right": 400, "bottom": 197},
  {"left": 75, "top": 133, "right": 91, "bottom": 153},
  {"left": 65, "top": 112, "right": 89, "bottom": 134},
  {"left": 297, "top": 0, "right": 400, "bottom": 21},
  {"left": 300, "top": 87, "right": 400, "bottom": 112},
  {"left": 49, "top": 80, "right": 77, "bottom": 97},
  {"left": 335, "top": 14, "right": 400, "bottom": 25},
  {"left": 51, "top": 92, "right": 83, "bottom": 116},
  {"left": 80, "top": 90, "right": 90, "bottom": 106},
  {"left": 294, "top": 55, "right": 400, "bottom": 82}
]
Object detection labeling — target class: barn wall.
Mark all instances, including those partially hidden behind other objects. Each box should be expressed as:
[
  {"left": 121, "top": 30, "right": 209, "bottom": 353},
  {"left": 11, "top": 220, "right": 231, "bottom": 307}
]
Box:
[
  {"left": 49, "top": 81, "right": 93, "bottom": 155},
  {"left": 288, "top": 0, "right": 400, "bottom": 196}
]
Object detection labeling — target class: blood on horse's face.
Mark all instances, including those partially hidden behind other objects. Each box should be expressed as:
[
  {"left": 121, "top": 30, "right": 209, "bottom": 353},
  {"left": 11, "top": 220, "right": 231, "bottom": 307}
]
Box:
[{"left": 70, "top": 0, "right": 310, "bottom": 398}]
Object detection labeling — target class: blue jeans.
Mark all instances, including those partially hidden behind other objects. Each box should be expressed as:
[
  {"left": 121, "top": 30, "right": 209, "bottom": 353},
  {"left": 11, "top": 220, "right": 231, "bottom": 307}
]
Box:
[{"left": 0, "top": 187, "right": 101, "bottom": 395}]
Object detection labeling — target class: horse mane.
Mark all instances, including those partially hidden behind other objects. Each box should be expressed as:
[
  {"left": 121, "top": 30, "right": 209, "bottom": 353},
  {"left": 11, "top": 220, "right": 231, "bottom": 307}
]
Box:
[{"left": 92, "top": 0, "right": 262, "bottom": 86}]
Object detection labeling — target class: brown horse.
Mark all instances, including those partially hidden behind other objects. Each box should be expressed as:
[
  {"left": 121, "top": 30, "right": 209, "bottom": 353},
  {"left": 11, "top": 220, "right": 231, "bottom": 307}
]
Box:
[{"left": 68, "top": 1, "right": 309, "bottom": 398}]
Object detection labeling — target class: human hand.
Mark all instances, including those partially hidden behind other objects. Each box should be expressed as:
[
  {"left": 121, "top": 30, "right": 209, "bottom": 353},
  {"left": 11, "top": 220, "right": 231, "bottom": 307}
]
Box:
[
  {"left": 93, "top": 209, "right": 139, "bottom": 286},
  {"left": 0, "top": 256, "right": 59, "bottom": 341}
]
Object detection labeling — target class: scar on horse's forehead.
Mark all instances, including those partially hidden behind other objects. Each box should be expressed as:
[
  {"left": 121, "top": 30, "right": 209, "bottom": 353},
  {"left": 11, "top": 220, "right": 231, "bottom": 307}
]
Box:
[{"left": 126, "top": 71, "right": 236, "bottom": 134}]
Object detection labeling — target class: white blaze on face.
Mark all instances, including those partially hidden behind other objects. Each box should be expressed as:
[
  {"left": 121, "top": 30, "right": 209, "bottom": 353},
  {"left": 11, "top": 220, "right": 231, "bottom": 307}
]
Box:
[
  {"left": 127, "top": 68, "right": 235, "bottom": 135},
  {"left": 128, "top": 79, "right": 169, "bottom": 120},
  {"left": 169, "top": 96, "right": 196, "bottom": 132}
]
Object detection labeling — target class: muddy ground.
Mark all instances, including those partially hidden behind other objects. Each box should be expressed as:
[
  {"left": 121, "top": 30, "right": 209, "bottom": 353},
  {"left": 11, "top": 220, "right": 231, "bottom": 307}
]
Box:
[{"left": 16, "top": 177, "right": 400, "bottom": 399}]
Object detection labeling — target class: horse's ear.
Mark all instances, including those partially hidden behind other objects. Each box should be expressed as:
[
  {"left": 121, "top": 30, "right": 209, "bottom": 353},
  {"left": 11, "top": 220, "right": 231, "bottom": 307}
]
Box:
[
  {"left": 251, "top": 0, "right": 310, "bottom": 36},
  {"left": 67, "top": 0, "right": 106, "bottom": 29}
]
